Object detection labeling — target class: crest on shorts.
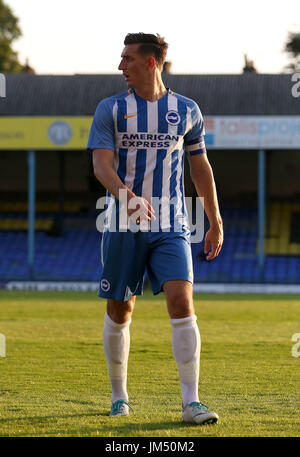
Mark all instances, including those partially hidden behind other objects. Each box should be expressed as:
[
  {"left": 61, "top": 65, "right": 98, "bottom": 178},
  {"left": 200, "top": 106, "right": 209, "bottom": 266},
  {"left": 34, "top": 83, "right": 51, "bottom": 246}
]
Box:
[{"left": 101, "top": 278, "right": 111, "bottom": 292}]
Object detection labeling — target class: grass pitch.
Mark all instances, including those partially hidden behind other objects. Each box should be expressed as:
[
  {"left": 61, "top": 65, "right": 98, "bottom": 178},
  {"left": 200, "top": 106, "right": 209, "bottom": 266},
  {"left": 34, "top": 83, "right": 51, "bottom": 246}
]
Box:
[{"left": 0, "top": 290, "right": 299, "bottom": 437}]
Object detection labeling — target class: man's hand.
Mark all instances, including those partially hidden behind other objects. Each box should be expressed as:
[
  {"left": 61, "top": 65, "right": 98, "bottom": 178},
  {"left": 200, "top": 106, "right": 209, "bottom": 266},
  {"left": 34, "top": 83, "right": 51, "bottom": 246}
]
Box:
[
  {"left": 204, "top": 221, "right": 223, "bottom": 261},
  {"left": 127, "top": 196, "right": 156, "bottom": 224}
]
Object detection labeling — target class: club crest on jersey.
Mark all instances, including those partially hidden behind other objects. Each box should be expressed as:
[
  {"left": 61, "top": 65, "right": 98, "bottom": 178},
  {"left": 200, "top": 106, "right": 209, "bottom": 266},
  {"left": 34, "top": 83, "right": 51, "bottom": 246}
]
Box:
[{"left": 165, "top": 110, "right": 181, "bottom": 126}]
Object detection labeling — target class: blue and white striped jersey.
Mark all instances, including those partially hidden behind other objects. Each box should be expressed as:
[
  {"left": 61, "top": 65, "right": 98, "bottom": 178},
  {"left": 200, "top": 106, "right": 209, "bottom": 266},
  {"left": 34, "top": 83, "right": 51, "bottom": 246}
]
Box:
[{"left": 87, "top": 88, "right": 206, "bottom": 231}]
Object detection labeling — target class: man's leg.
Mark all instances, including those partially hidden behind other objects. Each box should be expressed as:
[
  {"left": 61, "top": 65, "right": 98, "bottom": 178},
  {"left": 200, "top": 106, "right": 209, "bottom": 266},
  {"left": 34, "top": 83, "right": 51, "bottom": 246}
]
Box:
[
  {"left": 164, "top": 280, "right": 218, "bottom": 424},
  {"left": 163, "top": 280, "right": 200, "bottom": 406},
  {"left": 103, "top": 297, "right": 135, "bottom": 415}
]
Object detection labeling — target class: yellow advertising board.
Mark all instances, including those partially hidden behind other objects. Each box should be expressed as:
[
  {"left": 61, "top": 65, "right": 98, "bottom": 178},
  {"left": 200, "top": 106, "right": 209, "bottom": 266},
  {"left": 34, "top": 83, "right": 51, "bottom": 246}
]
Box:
[{"left": 0, "top": 117, "right": 93, "bottom": 150}]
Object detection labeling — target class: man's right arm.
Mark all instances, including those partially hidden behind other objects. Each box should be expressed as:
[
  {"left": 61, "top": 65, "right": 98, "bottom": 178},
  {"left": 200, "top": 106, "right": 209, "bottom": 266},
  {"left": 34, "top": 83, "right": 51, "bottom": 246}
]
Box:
[
  {"left": 92, "top": 148, "right": 155, "bottom": 221},
  {"left": 93, "top": 148, "right": 133, "bottom": 201}
]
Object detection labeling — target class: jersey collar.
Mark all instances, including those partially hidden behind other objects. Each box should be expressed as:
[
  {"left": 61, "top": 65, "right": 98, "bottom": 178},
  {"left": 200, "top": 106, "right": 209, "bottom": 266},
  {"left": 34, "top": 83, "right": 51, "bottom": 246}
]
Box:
[{"left": 128, "top": 87, "right": 173, "bottom": 100}]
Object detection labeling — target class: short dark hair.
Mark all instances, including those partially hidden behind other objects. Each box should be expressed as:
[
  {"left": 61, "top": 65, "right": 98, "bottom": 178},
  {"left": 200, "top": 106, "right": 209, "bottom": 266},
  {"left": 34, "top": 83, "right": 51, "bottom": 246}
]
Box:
[{"left": 124, "top": 33, "right": 168, "bottom": 67}]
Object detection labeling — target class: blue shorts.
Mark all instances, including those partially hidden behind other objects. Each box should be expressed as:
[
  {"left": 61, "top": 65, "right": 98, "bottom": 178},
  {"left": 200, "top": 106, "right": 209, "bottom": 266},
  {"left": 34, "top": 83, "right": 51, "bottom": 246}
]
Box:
[{"left": 98, "top": 229, "right": 193, "bottom": 301}]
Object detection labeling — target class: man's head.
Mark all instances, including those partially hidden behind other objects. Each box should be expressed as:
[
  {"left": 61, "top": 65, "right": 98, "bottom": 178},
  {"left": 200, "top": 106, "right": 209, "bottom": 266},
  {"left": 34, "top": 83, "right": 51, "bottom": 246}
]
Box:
[{"left": 118, "top": 33, "right": 168, "bottom": 89}]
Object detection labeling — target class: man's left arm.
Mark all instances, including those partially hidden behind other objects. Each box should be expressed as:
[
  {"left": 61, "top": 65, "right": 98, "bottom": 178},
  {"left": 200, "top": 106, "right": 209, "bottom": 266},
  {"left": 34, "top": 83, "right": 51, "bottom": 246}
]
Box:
[{"left": 189, "top": 153, "right": 223, "bottom": 260}]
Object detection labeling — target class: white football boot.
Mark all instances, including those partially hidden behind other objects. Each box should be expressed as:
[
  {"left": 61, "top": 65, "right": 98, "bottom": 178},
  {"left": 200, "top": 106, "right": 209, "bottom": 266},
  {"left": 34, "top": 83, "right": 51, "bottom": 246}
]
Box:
[{"left": 182, "top": 401, "right": 219, "bottom": 425}]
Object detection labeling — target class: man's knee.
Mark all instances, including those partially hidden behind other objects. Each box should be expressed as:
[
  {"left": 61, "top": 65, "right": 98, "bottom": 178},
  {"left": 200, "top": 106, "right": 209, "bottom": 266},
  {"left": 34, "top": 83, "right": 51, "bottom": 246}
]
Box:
[
  {"left": 163, "top": 281, "right": 194, "bottom": 319},
  {"left": 107, "top": 297, "right": 135, "bottom": 324},
  {"left": 169, "top": 294, "right": 194, "bottom": 318}
]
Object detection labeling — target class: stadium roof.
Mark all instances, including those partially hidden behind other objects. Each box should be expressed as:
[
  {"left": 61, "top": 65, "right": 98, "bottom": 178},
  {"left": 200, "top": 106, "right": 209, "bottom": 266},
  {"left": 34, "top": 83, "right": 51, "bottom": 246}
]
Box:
[{"left": 0, "top": 73, "right": 298, "bottom": 116}]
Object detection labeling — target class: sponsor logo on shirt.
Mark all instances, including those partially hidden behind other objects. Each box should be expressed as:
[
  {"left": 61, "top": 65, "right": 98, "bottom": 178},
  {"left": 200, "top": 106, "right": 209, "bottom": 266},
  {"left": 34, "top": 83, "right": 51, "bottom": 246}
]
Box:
[
  {"left": 124, "top": 113, "right": 137, "bottom": 119},
  {"left": 120, "top": 132, "right": 180, "bottom": 148}
]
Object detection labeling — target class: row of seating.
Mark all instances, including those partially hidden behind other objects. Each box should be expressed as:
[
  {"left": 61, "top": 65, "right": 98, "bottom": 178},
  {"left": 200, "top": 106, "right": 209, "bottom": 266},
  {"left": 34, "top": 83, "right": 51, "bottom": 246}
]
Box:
[
  {"left": 1, "top": 231, "right": 300, "bottom": 283},
  {"left": 0, "top": 201, "right": 83, "bottom": 213},
  {"left": 0, "top": 203, "right": 299, "bottom": 283}
]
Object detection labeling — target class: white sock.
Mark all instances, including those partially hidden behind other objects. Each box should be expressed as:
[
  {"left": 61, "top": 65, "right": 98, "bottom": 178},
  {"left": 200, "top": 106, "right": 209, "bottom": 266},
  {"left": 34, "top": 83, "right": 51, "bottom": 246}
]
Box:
[
  {"left": 102, "top": 312, "right": 131, "bottom": 403},
  {"left": 170, "top": 315, "right": 201, "bottom": 408}
]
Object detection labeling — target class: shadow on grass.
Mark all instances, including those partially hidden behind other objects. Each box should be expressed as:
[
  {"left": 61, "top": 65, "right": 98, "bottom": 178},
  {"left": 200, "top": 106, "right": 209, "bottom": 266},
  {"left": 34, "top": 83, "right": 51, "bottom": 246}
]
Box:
[
  {"left": 0, "top": 412, "right": 102, "bottom": 424},
  {"left": 0, "top": 412, "right": 218, "bottom": 437}
]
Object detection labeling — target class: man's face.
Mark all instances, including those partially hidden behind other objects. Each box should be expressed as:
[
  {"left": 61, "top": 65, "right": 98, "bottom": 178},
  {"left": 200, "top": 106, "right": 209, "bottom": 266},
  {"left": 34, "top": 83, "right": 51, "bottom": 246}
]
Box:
[{"left": 118, "top": 44, "right": 149, "bottom": 88}]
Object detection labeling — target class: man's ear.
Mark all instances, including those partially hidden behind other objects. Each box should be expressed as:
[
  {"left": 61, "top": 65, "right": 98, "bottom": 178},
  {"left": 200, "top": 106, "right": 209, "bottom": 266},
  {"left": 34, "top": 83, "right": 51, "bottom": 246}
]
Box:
[{"left": 148, "top": 56, "right": 156, "bottom": 71}]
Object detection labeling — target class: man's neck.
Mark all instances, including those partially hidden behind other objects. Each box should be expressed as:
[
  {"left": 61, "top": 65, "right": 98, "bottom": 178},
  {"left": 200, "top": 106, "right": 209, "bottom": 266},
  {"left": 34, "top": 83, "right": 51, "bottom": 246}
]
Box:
[{"left": 134, "top": 73, "right": 167, "bottom": 102}]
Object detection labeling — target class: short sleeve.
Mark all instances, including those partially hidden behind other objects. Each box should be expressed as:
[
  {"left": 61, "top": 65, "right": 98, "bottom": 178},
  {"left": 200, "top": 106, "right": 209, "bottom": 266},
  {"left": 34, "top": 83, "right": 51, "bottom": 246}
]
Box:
[
  {"left": 86, "top": 98, "right": 115, "bottom": 153},
  {"left": 184, "top": 102, "right": 206, "bottom": 156}
]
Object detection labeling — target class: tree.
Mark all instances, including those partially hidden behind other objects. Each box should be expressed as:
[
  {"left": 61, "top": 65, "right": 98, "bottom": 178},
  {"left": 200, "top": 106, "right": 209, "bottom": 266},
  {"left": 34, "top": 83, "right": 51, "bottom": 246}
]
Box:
[
  {"left": 284, "top": 31, "right": 300, "bottom": 71},
  {"left": 0, "top": 0, "right": 25, "bottom": 72}
]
